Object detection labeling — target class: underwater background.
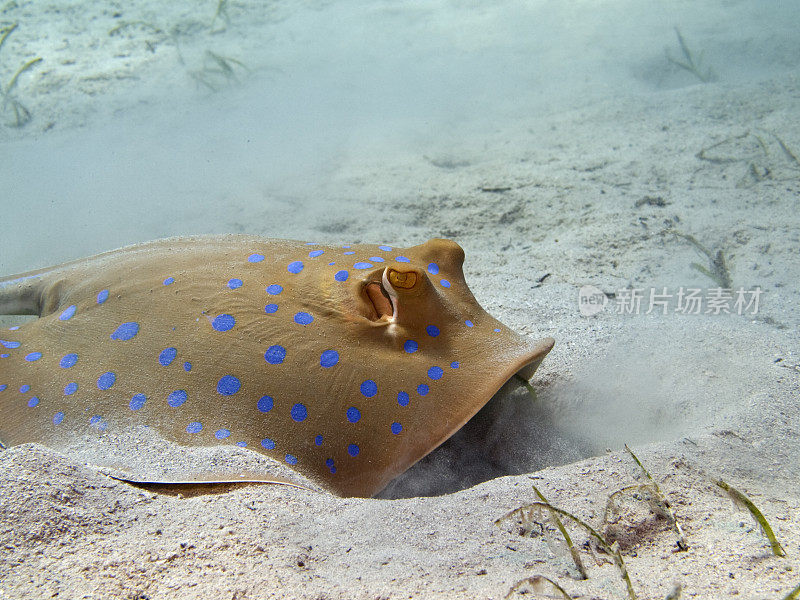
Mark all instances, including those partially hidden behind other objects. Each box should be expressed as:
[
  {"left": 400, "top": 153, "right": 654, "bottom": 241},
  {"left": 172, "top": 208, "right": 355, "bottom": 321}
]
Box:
[
  {"left": 1, "top": 0, "right": 798, "bottom": 263},
  {"left": 1, "top": 1, "right": 799, "bottom": 598}
]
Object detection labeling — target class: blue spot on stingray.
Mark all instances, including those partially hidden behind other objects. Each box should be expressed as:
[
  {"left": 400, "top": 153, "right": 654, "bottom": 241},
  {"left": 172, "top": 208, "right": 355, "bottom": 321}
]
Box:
[
  {"left": 360, "top": 380, "right": 377, "bottom": 398},
  {"left": 353, "top": 262, "right": 373, "bottom": 270},
  {"left": 428, "top": 263, "right": 440, "bottom": 275},
  {"left": 159, "top": 347, "right": 177, "bottom": 366},
  {"left": 265, "top": 345, "right": 286, "bottom": 364},
  {"left": 346, "top": 407, "right": 361, "bottom": 423},
  {"left": 440, "top": 279, "right": 451, "bottom": 288},
  {"left": 25, "top": 352, "right": 42, "bottom": 361},
  {"left": 215, "top": 429, "right": 231, "bottom": 439},
  {"left": 334, "top": 270, "right": 349, "bottom": 282},
  {"left": 261, "top": 438, "right": 276, "bottom": 450},
  {"left": 451, "top": 361, "right": 460, "bottom": 369},
  {"left": 417, "top": 384, "right": 430, "bottom": 396},
  {"left": 97, "top": 372, "right": 116, "bottom": 390},
  {"left": 404, "top": 339, "right": 418, "bottom": 353},
  {"left": 212, "top": 314, "right": 235, "bottom": 332},
  {"left": 287, "top": 261, "right": 304, "bottom": 274},
  {"left": 285, "top": 454, "right": 298, "bottom": 465},
  {"left": 60, "top": 353, "right": 78, "bottom": 368},
  {"left": 426, "top": 325, "right": 440, "bottom": 337},
  {"left": 395, "top": 256, "right": 410, "bottom": 263},
  {"left": 0, "top": 384, "right": 6, "bottom": 392},
  {"left": 59, "top": 305, "right": 76, "bottom": 321},
  {"left": 186, "top": 422, "right": 202, "bottom": 434},
  {"left": 129, "top": 393, "right": 146, "bottom": 411},
  {"left": 328, "top": 262, "right": 335, "bottom": 265},
  {"left": 397, "top": 391, "right": 410, "bottom": 407},
  {"left": 8, "top": 326, "right": 18, "bottom": 331},
  {"left": 320, "top": 350, "right": 339, "bottom": 368},
  {"left": 248, "top": 253, "right": 265, "bottom": 263},
  {"left": 0, "top": 354, "right": 7, "bottom": 358},
  {"left": 53, "top": 411, "right": 64, "bottom": 425},
  {"left": 379, "top": 245, "right": 392, "bottom": 251},
  {"left": 294, "top": 312, "right": 313, "bottom": 325},
  {"left": 369, "top": 256, "right": 384, "bottom": 262},
  {"left": 168, "top": 390, "right": 187, "bottom": 408},
  {"left": 428, "top": 366, "right": 444, "bottom": 380},
  {"left": 64, "top": 382, "right": 77, "bottom": 395},
  {"left": 314, "top": 435, "right": 323, "bottom": 446},
  {"left": 111, "top": 322, "right": 139, "bottom": 341},
  {"left": 391, "top": 422, "right": 402, "bottom": 435},
  {"left": 325, "top": 458, "right": 334, "bottom": 467},
  {"left": 27, "top": 396, "right": 39, "bottom": 408},
  {"left": 494, "top": 328, "right": 501, "bottom": 332},
  {"left": 183, "top": 362, "right": 192, "bottom": 372},
  {"left": 217, "top": 375, "right": 241, "bottom": 395},
  {"left": 266, "top": 284, "right": 283, "bottom": 295},
  {"left": 257, "top": 395, "right": 274, "bottom": 413},
  {"left": 465, "top": 319, "right": 474, "bottom": 328},
  {"left": 19, "top": 384, "right": 30, "bottom": 393},
  {"left": 290, "top": 403, "right": 307, "bottom": 422},
  {"left": 227, "top": 278, "right": 243, "bottom": 289},
  {"left": 0, "top": 340, "right": 20, "bottom": 349},
  {"left": 163, "top": 277, "right": 174, "bottom": 285},
  {"left": 236, "top": 441, "right": 247, "bottom": 448},
  {"left": 264, "top": 303, "right": 278, "bottom": 314},
  {"left": 89, "top": 415, "right": 102, "bottom": 427},
  {"left": 309, "top": 250, "right": 324, "bottom": 258},
  {"left": 97, "top": 289, "right": 109, "bottom": 304},
  {"left": 348, "top": 444, "right": 360, "bottom": 457},
  {"left": 343, "top": 251, "right": 355, "bottom": 255}
]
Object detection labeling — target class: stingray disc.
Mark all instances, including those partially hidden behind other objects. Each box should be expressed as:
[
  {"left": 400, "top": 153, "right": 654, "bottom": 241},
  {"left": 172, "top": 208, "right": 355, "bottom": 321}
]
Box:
[{"left": 0, "top": 236, "right": 553, "bottom": 497}]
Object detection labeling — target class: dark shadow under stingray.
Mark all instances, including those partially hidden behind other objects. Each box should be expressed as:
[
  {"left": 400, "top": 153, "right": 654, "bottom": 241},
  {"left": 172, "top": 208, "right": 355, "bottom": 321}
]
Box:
[{"left": 378, "top": 381, "right": 594, "bottom": 499}]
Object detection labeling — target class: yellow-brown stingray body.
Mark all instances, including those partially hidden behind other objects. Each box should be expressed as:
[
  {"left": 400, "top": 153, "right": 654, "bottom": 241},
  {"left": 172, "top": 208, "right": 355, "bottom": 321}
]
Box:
[{"left": 0, "top": 236, "right": 553, "bottom": 497}]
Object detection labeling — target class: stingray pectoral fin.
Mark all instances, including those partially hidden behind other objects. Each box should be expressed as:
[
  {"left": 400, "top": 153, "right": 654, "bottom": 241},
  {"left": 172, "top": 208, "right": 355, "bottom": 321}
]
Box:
[
  {"left": 516, "top": 337, "right": 555, "bottom": 379},
  {"left": 107, "top": 471, "right": 317, "bottom": 491}
]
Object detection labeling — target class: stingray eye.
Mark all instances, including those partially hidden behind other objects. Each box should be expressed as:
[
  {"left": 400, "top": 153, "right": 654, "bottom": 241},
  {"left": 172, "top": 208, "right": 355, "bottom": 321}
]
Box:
[{"left": 387, "top": 269, "right": 418, "bottom": 290}]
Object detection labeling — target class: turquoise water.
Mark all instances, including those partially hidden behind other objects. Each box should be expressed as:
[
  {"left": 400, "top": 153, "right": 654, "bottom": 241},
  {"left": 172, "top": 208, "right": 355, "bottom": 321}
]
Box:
[{"left": 1, "top": 0, "right": 798, "bottom": 270}]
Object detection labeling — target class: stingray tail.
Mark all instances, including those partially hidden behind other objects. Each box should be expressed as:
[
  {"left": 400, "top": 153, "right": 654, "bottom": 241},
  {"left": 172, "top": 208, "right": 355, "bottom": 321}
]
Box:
[
  {"left": 0, "top": 238, "right": 198, "bottom": 317},
  {"left": 0, "top": 269, "right": 50, "bottom": 316}
]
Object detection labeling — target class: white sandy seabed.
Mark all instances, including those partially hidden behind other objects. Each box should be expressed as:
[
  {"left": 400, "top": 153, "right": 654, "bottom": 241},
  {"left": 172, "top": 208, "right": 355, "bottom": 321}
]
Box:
[{"left": 1, "top": 0, "right": 799, "bottom": 598}]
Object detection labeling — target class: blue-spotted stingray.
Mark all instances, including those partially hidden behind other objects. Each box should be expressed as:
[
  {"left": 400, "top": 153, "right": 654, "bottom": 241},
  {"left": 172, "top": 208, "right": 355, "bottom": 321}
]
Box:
[{"left": 0, "top": 236, "right": 554, "bottom": 497}]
